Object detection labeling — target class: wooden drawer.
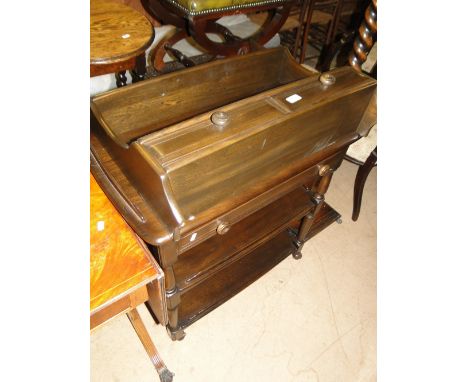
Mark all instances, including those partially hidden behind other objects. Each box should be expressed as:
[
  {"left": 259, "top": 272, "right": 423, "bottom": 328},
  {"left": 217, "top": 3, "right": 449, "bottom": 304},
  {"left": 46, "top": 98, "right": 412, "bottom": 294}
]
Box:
[
  {"left": 173, "top": 187, "right": 313, "bottom": 293},
  {"left": 176, "top": 151, "right": 345, "bottom": 253}
]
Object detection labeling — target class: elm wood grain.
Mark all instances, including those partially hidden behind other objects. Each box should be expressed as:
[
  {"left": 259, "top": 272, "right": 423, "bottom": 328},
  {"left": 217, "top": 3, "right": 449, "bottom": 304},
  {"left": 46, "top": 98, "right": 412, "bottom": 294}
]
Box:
[
  {"left": 91, "top": 55, "right": 375, "bottom": 233},
  {"left": 92, "top": 118, "right": 354, "bottom": 249},
  {"left": 105, "top": 71, "right": 374, "bottom": 230},
  {"left": 173, "top": 187, "right": 313, "bottom": 293},
  {"left": 169, "top": 199, "right": 340, "bottom": 335},
  {"left": 177, "top": 230, "right": 295, "bottom": 329},
  {"left": 91, "top": 48, "right": 312, "bottom": 146},
  {"left": 90, "top": 0, "right": 154, "bottom": 77},
  {"left": 90, "top": 133, "right": 175, "bottom": 244},
  {"left": 90, "top": 50, "right": 374, "bottom": 248},
  {"left": 172, "top": 150, "right": 344, "bottom": 254},
  {"left": 91, "top": 49, "right": 376, "bottom": 339}
]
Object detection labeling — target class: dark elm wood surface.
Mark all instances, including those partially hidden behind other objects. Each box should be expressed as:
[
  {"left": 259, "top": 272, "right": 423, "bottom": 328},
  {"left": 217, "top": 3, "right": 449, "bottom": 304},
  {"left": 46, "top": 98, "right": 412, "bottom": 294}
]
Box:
[
  {"left": 177, "top": 230, "right": 295, "bottom": 329},
  {"left": 90, "top": 47, "right": 376, "bottom": 339},
  {"left": 91, "top": 48, "right": 311, "bottom": 146},
  {"left": 173, "top": 187, "right": 313, "bottom": 293}
]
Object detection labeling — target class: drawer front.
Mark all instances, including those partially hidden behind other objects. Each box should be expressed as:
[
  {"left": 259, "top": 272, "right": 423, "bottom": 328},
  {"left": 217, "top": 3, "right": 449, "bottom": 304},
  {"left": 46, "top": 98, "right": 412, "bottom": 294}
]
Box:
[
  {"left": 177, "top": 152, "right": 344, "bottom": 253},
  {"left": 174, "top": 187, "right": 313, "bottom": 293},
  {"left": 177, "top": 165, "right": 317, "bottom": 252}
]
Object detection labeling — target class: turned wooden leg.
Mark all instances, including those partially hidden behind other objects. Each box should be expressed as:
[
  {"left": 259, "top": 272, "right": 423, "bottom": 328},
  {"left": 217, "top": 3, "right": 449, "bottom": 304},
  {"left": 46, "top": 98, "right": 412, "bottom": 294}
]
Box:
[
  {"left": 126, "top": 308, "right": 175, "bottom": 382},
  {"left": 156, "top": 242, "right": 185, "bottom": 341},
  {"left": 115, "top": 71, "right": 127, "bottom": 87},
  {"left": 307, "top": 164, "right": 334, "bottom": 221},
  {"left": 293, "top": 165, "right": 335, "bottom": 258},
  {"left": 352, "top": 147, "right": 377, "bottom": 221},
  {"left": 165, "top": 284, "right": 185, "bottom": 341},
  {"left": 292, "top": 212, "right": 314, "bottom": 259}
]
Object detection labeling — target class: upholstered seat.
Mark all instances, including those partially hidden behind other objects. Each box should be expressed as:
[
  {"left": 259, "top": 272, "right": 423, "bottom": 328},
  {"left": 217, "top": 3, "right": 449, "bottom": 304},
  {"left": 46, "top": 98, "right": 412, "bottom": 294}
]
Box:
[{"left": 163, "top": 0, "right": 289, "bottom": 15}]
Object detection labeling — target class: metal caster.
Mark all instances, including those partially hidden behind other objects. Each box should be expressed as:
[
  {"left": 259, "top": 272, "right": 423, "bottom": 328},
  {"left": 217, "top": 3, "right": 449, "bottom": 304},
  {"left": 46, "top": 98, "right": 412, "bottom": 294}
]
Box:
[
  {"left": 336, "top": 218, "right": 342, "bottom": 224},
  {"left": 167, "top": 327, "right": 186, "bottom": 341},
  {"left": 292, "top": 250, "right": 303, "bottom": 260}
]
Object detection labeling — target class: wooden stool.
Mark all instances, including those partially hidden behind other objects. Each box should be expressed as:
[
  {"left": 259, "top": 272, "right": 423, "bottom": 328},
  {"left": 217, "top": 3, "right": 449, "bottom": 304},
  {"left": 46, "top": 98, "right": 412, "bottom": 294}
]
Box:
[
  {"left": 90, "top": 0, "right": 155, "bottom": 86},
  {"left": 142, "top": 0, "right": 293, "bottom": 71},
  {"left": 90, "top": 174, "right": 174, "bottom": 382}
]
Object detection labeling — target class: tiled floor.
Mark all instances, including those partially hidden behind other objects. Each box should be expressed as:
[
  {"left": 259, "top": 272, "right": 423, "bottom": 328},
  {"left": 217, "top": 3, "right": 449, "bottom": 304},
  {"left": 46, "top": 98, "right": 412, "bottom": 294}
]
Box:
[{"left": 91, "top": 160, "right": 377, "bottom": 382}]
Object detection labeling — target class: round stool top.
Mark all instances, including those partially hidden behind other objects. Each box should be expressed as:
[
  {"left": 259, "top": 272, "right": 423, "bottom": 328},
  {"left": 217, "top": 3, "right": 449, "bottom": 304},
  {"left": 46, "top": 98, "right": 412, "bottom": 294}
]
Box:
[{"left": 90, "top": 0, "right": 154, "bottom": 65}]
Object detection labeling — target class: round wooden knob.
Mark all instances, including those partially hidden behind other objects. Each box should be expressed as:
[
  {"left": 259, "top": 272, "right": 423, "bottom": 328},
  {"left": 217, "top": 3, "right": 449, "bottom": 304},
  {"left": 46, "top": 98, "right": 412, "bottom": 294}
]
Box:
[
  {"left": 318, "top": 164, "right": 331, "bottom": 176},
  {"left": 319, "top": 73, "right": 336, "bottom": 86},
  {"left": 211, "top": 111, "right": 230, "bottom": 128},
  {"left": 217, "top": 222, "right": 230, "bottom": 235}
]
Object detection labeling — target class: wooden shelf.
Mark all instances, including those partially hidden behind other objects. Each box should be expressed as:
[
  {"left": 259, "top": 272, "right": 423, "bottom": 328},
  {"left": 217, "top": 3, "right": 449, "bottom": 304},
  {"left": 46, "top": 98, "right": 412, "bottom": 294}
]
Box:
[
  {"left": 178, "top": 230, "right": 295, "bottom": 329},
  {"left": 173, "top": 187, "right": 313, "bottom": 293},
  {"left": 176, "top": 201, "right": 341, "bottom": 330}
]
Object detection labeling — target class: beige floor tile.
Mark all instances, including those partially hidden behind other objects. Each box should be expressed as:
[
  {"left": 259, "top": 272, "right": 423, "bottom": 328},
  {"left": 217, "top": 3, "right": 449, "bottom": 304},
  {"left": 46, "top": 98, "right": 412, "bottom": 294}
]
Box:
[{"left": 91, "top": 160, "right": 377, "bottom": 382}]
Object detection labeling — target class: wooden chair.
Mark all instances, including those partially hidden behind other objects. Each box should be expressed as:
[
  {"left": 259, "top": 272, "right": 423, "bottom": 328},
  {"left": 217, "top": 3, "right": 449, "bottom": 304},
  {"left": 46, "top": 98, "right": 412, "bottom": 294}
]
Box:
[
  {"left": 142, "top": 0, "right": 294, "bottom": 71},
  {"left": 289, "top": 0, "right": 365, "bottom": 67},
  {"left": 345, "top": 0, "right": 377, "bottom": 221}
]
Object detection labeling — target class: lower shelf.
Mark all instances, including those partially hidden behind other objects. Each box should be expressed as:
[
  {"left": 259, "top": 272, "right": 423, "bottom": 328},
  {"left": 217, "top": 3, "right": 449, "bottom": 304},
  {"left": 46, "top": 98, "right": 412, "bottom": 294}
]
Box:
[
  {"left": 176, "top": 202, "right": 341, "bottom": 331},
  {"left": 178, "top": 230, "right": 294, "bottom": 329}
]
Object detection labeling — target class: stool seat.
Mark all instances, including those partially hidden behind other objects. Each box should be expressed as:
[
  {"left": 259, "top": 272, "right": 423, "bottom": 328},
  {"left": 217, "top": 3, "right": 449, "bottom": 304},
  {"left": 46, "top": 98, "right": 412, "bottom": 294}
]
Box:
[
  {"left": 91, "top": 0, "right": 154, "bottom": 77},
  {"left": 164, "top": 0, "right": 290, "bottom": 15}
]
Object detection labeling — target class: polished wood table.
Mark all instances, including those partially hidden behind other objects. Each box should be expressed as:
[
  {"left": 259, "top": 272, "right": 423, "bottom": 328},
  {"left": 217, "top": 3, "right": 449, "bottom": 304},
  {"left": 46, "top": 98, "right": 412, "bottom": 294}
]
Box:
[
  {"left": 90, "top": 174, "right": 174, "bottom": 382},
  {"left": 90, "top": 0, "right": 155, "bottom": 86}
]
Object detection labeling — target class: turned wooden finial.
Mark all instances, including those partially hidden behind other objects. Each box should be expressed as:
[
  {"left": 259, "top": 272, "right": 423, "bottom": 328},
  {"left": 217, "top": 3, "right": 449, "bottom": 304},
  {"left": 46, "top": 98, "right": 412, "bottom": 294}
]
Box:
[{"left": 349, "top": 0, "right": 377, "bottom": 72}]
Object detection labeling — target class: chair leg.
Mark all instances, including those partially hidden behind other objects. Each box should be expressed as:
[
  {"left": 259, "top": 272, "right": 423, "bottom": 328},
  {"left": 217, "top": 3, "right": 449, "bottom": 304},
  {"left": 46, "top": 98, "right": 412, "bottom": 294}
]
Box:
[
  {"left": 352, "top": 147, "right": 377, "bottom": 221},
  {"left": 126, "top": 308, "right": 174, "bottom": 382}
]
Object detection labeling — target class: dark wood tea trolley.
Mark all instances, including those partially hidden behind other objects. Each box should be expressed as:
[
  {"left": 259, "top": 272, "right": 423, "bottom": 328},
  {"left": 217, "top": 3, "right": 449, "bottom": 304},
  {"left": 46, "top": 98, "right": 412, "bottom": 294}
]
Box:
[{"left": 91, "top": 46, "right": 376, "bottom": 341}]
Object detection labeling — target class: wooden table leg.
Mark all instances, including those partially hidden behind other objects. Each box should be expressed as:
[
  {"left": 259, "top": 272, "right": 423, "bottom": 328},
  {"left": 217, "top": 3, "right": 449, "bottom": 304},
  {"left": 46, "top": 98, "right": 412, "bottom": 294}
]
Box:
[
  {"left": 131, "top": 54, "right": 147, "bottom": 83},
  {"left": 115, "top": 71, "right": 127, "bottom": 87},
  {"left": 126, "top": 308, "right": 174, "bottom": 382}
]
